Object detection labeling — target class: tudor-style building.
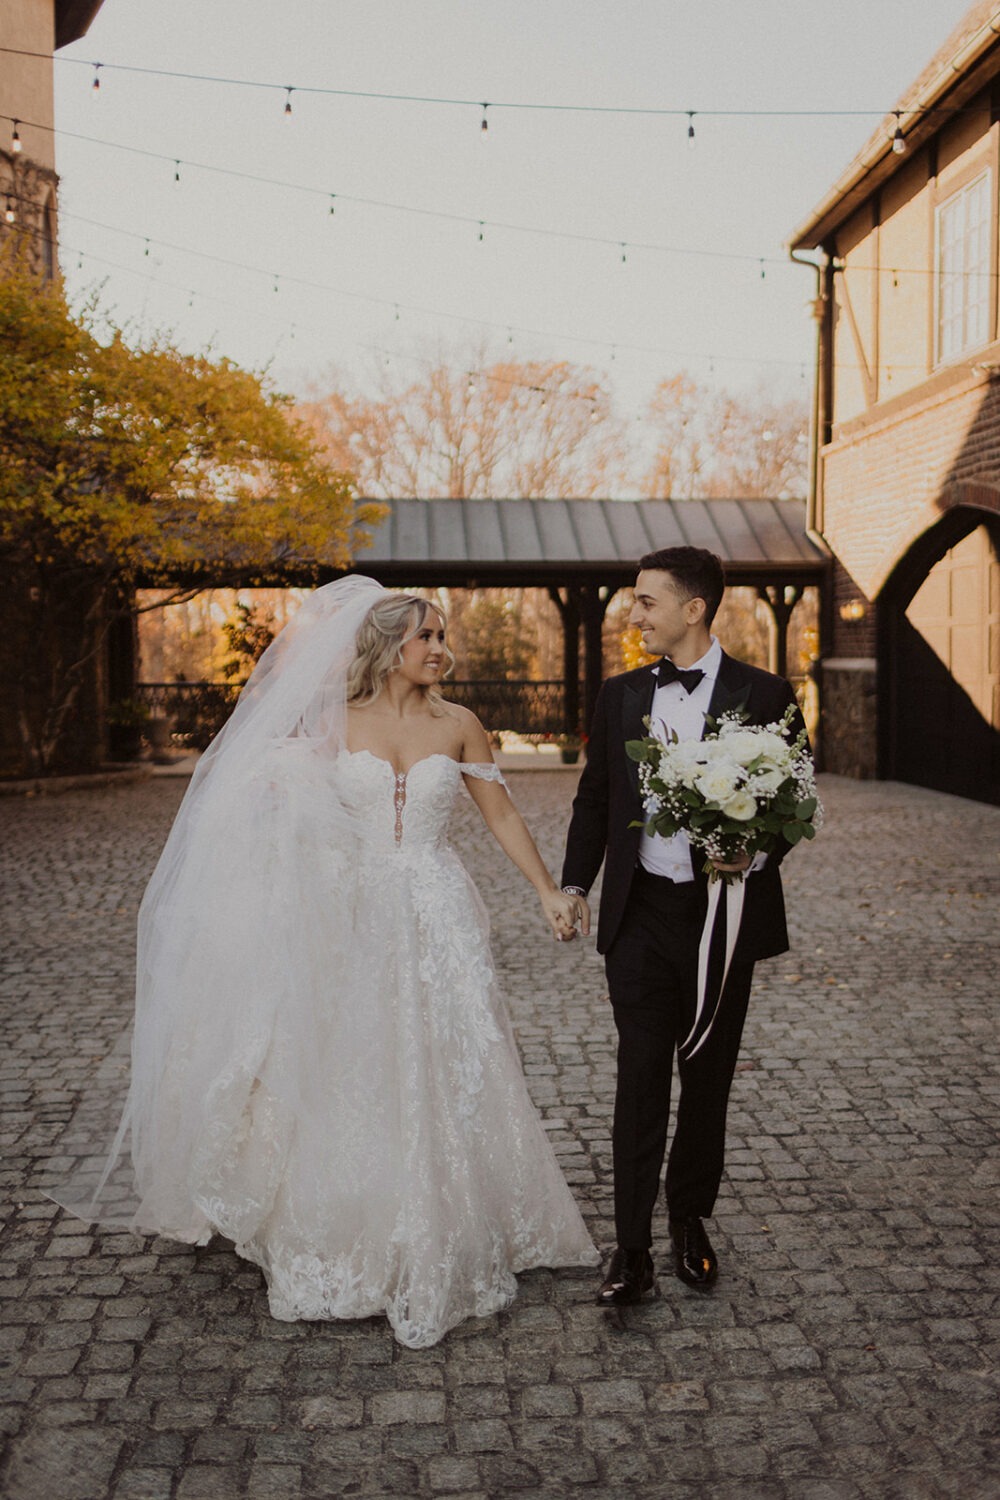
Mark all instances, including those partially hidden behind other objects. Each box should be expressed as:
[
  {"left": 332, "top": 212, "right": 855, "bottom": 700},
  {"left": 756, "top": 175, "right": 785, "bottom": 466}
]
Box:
[
  {"left": 0, "top": 2, "right": 104, "bottom": 273},
  {"left": 790, "top": 0, "right": 1000, "bottom": 804}
]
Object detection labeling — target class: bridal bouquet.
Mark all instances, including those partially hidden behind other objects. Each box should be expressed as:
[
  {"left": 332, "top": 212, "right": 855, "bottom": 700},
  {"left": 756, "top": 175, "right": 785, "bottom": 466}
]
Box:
[{"left": 627, "top": 703, "right": 821, "bottom": 881}]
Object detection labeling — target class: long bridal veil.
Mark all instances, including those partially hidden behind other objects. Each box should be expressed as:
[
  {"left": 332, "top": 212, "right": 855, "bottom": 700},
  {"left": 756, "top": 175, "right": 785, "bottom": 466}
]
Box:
[{"left": 49, "top": 574, "right": 388, "bottom": 1239}]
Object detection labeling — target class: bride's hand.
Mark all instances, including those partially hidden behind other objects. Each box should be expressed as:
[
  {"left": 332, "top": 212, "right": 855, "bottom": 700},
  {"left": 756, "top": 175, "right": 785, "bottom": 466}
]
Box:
[{"left": 541, "top": 889, "right": 580, "bottom": 941}]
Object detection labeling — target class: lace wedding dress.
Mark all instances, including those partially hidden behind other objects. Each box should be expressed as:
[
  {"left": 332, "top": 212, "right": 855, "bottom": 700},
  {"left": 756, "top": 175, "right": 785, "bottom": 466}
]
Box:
[
  {"left": 237, "top": 751, "right": 597, "bottom": 1346},
  {"left": 62, "top": 748, "right": 596, "bottom": 1350}
]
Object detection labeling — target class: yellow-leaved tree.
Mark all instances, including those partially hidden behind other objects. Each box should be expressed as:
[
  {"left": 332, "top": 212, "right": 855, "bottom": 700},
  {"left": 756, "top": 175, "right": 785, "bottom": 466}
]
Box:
[{"left": 0, "top": 250, "right": 376, "bottom": 776}]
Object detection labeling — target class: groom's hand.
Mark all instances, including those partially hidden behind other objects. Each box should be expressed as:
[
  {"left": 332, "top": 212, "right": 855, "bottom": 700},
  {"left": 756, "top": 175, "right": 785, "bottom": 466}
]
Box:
[{"left": 562, "top": 893, "right": 591, "bottom": 937}]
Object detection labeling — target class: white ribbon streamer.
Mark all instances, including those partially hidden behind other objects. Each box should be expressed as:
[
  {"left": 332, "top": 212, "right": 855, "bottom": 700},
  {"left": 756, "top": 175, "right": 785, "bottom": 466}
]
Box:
[{"left": 680, "top": 873, "right": 746, "bottom": 1059}]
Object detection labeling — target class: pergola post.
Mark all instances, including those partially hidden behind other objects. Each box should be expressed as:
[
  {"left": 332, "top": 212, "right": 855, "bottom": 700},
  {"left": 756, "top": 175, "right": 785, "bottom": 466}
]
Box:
[
  {"left": 547, "top": 586, "right": 582, "bottom": 736},
  {"left": 756, "top": 583, "right": 802, "bottom": 679},
  {"left": 581, "top": 584, "right": 613, "bottom": 735}
]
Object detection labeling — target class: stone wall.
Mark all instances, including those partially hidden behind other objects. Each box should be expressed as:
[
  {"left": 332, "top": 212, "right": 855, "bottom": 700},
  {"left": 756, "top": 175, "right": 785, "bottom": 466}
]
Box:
[{"left": 820, "top": 660, "right": 878, "bottom": 780}]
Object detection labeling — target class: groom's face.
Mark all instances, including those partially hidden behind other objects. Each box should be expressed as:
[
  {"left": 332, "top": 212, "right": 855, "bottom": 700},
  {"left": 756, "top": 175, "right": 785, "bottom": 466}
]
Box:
[{"left": 630, "top": 570, "right": 704, "bottom": 658}]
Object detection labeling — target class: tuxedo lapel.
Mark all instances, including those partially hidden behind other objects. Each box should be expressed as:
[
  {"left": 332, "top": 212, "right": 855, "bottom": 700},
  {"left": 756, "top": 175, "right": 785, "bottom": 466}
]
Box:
[
  {"left": 622, "top": 666, "right": 657, "bottom": 795},
  {"left": 703, "top": 652, "right": 751, "bottom": 735}
]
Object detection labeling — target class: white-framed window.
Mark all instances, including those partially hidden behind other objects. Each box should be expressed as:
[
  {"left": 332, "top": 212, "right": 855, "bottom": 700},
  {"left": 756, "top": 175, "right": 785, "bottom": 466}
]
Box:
[{"left": 935, "top": 171, "right": 992, "bottom": 364}]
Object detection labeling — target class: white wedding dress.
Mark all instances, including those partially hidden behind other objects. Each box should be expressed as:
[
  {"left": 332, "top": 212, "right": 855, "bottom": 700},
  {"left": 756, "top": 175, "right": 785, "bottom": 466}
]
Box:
[{"left": 63, "top": 748, "right": 596, "bottom": 1350}]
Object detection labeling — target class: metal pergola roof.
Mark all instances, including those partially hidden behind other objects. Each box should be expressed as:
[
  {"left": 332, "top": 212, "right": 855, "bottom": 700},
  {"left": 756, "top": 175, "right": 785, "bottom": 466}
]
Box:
[{"left": 353, "top": 498, "right": 826, "bottom": 589}]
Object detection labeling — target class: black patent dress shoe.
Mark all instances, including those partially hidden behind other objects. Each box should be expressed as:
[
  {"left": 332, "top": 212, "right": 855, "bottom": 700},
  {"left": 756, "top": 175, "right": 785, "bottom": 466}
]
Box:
[
  {"left": 669, "top": 1216, "right": 718, "bottom": 1289},
  {"left": 596, "top": 1247, "right": 657, "bottom": 1307}
]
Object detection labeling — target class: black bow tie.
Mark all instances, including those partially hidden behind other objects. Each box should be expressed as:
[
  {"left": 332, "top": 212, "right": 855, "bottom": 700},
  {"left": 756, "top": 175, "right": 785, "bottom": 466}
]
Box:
[{"left": 656, "top": 660, "right": 705, "bottom": 695}]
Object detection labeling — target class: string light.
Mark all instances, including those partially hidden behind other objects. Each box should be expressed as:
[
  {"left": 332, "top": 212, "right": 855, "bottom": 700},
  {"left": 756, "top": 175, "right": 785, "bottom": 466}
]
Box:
[
  {"left": 35, "top": 202, "right": 815, "bottom": 374},
  {"left": 174, "top": 160, "right": 180, "bottom": 183},
  {"left": 4, "top": 195, "right": 15, "bottom": 224},
  {"left": 478, "top": 221, "right": 484, "bottom": 242},
  {"left": 0, "top": 110, "right": 838, "bottom": 275},
  {"left": 284, "top": 87, "right": 293, "bottom": 119},
  {"left": 620, "top": 243, "right": 627, "bottom": 264},
  {"left": 92, "top": 63, "right": 101, "bottom": 95},
  {"left": 687, "top": 112, "right": 695, "bottom": 144},
  {"left": 329, "top": 193, "right": 336, "bottom": 215},
  {"left": 3, "top": 44, "right": 953, "bottom": 134},
  {"left": 481, "top": 103, "right": 488, "bottom": 135},
  {"left": 891, "top": 111, "right": 906, "bottom": 154},
  {"left": 11, "top": 119, "right": 21, "bottom": 153}
]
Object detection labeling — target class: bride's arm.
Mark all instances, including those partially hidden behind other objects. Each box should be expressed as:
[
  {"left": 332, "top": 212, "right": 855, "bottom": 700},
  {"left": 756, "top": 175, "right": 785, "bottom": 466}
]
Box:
[{"left": 458, "top": 711, "right": 580, "bottom": 941}]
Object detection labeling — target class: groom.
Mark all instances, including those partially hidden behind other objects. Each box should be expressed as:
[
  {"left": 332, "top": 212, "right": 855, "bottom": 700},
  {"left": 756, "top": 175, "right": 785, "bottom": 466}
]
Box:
[{"left": 560, "top": 546, "right": 806, "bottom": 1305}]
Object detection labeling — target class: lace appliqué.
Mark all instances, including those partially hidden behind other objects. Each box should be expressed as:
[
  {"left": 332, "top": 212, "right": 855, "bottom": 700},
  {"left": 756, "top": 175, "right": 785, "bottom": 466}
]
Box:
[{"left": 459, "top": 761, "right": 507, "bottom": 787}]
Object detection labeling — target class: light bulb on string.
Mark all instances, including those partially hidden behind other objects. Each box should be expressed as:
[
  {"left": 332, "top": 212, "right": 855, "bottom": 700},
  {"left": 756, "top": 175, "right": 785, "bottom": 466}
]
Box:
[
  {"left": 481, "top": 103, "right": 489, "bottom": 135},
  {"left": 478, "top": 221, "right": 484, "bottom": 242},
  {"left": 11, "top": 121, "right": 22, "bottom": 154},
  {"left": 92, "top": 63, "right": 101, "bottom": 95},
  {"left": 687, "top": 112, "right": 695, "bottom": 145},
  {"left": 891, "top": 111, "right": 906, "bottom": 154},
  {"left": 329, "top": 194, "right": 336, "bottom": 216},
  {"left": 620, "top": 243, "right": 627, "bottom": 265},
  {"left": 4, "top": 196, "right": 15, "bottom": 225},
  {"left": 760, "top": 260, "right": 766, "bottom": 281},
  {"left": 174, "top": 160, "right": 181, "bottom": 183},
  {"left": 284, "top": 88, "right": 293, "bottom": 119}
]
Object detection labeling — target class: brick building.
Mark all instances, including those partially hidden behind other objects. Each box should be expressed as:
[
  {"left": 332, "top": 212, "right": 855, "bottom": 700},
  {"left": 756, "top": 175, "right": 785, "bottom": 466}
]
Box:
[
  {"left": 0, "top": 2, "right": 104, "bottom": 272},
  {"left": 790, "top": 0, "right": 1000, "bottom": 804}
]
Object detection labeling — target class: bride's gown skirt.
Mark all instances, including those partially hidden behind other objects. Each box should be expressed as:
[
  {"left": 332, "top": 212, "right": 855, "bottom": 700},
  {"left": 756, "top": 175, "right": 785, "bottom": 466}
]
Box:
[{"left": 88, "top": 752, "right": 596, "bottom": 1349}]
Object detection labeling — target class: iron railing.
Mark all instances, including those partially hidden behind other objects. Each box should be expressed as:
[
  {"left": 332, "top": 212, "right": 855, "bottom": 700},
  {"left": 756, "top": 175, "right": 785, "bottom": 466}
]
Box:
[{"left": 137, "top": 679, "right": 583, "bottom": 747}]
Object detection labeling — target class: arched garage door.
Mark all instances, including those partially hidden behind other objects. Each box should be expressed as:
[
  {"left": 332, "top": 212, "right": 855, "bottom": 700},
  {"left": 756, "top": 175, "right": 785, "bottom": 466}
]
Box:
[{"left": 885, "top": 519, "right": 1000, "bottom": 804}]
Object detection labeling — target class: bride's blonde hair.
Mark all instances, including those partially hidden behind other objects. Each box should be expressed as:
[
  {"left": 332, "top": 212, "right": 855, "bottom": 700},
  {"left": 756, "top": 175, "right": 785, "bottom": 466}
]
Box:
[{"left": 347, "top": 593, "right": 454, "bottom": 708}]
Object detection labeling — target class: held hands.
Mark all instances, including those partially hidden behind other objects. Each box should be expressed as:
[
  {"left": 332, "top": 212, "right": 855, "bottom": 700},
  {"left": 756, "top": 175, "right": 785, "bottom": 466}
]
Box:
[{"left": 541, "top": 889, "right": 592, "bottom": 942}]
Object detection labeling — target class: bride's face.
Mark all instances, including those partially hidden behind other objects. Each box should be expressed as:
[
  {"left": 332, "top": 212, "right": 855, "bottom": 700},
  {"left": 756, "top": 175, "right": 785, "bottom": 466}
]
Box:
[{"left": 397, "top": 610, "right": 447, "bottom": 685}]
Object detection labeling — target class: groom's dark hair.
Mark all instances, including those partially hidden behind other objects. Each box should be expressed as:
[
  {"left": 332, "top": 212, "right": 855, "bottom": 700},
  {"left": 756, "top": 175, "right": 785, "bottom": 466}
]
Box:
[{"left": 637, "top": 546, "right": 726, "bottom": 626}]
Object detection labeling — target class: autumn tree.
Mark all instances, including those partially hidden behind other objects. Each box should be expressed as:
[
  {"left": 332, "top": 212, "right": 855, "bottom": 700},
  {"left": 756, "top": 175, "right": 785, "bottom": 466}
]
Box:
[
  {"left": 298, "top": 346, "right": 627, "bottom": 500},
  {"left": 0, "top": 251, "right": 374, "bottom": 775},
  {"left": 642, "top": 375, "right": 808, "bottom": 499}
]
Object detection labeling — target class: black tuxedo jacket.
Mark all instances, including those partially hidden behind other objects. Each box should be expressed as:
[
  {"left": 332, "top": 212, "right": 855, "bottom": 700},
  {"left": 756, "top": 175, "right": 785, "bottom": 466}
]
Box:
[{"left": 561, "top": 652, "right": 806, "bottom": 961}]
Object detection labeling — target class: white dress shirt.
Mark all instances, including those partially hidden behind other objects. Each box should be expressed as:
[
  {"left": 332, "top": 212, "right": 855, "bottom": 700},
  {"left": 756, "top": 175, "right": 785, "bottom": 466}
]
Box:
[
  {"left": 638, "top": 637, "right": 722, "bottom": 882},
  {"left": 638, "top": 637, "right": 768, "bottom": 883}
]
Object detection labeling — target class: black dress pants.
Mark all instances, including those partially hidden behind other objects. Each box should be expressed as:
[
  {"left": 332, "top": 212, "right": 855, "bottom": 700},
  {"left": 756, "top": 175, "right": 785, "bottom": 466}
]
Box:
[{"left": 604, "top": 866, "right": 754, "bottom": 1250}]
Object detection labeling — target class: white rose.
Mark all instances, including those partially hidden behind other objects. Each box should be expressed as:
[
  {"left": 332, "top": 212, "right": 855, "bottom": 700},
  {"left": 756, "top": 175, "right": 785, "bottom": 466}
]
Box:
[
  {"left": 751, "top": 731, "right": 791, "bottom": 765},
  {"left": 748, "top": 767, "right": 785, "bottom": 794},
  {"left": 715, "top": 729, "right": 764, "bottom": 764},
  {"left": 664, "top": 745, "right": 706, "bottom": 785},
  {"left": 695, "top": 763, "right": 742, "bottom": 804},
  {"left": 722, "top": 789, "right": 758, "bottom": 821}
]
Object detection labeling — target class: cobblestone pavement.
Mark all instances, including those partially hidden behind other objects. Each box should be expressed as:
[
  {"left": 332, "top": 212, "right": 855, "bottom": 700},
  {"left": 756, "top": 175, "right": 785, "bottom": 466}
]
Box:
[{"left": 1, "top": 771, "right": 998, "bottom": 1500}]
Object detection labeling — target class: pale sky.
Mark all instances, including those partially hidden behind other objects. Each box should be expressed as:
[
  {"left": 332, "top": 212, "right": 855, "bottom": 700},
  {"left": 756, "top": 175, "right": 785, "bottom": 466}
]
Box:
[{"left": 50, "top": 0, "right": 975, "bottom": 420}]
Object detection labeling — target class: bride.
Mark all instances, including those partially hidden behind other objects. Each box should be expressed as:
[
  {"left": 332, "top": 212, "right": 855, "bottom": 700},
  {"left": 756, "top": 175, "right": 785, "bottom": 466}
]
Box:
[{"left": 54, "top": 575, "right": 597, "bottom": 1349}]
